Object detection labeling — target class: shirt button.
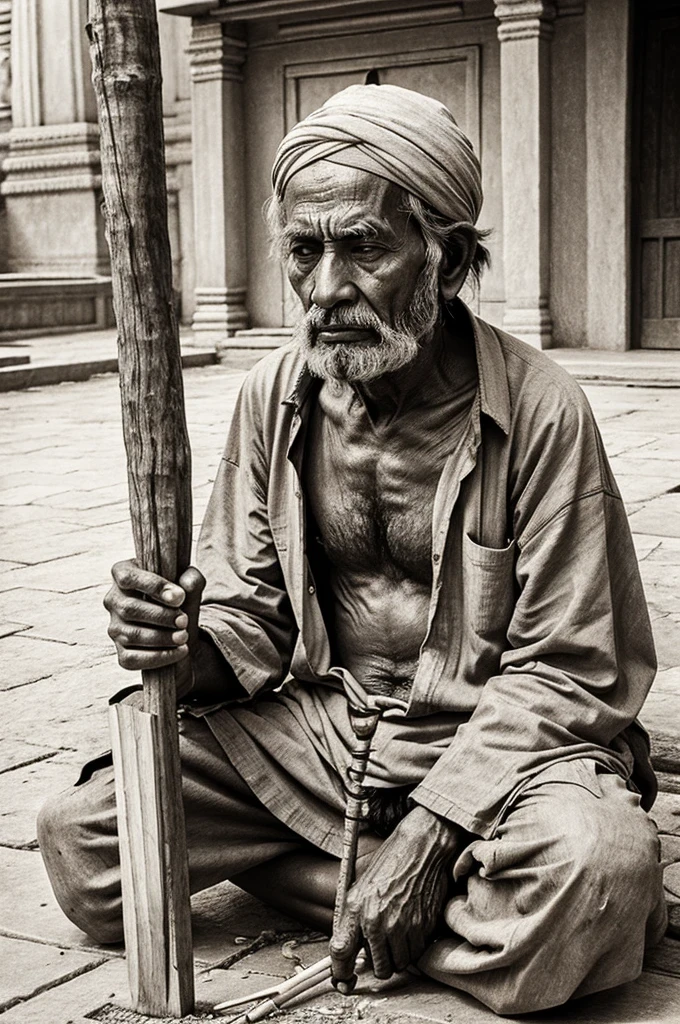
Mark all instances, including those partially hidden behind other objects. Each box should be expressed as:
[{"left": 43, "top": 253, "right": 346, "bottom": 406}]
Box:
[
  {"left": 308, "top": 585, "right": 316, "bottom": 594},
  {"left": 294, "top": 490, "right": 301, "bottom": 499},
  {"left": 433, "top": 552, "right": 440, "bottom": 563}
]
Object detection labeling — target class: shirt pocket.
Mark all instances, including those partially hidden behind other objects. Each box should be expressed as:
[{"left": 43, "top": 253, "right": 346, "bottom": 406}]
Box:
[{"left": 462, "top": 533, "right": 516, "bottom": 639}]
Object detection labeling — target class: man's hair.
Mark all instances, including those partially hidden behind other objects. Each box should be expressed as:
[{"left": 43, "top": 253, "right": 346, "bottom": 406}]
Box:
[
  {"left": 264, "top": 187, "right": 490, "bottom": 289},
  {"left": 400, "top": 191, "right": 491, "bottom": 288}
]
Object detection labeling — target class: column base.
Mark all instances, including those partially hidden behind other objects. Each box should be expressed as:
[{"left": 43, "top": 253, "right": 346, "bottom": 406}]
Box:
[
  {"left": 191, "top": 286, "right": 249, "bottom": 337},
  {"left": 502, "top": 302, "right": 553, "bottom": 349}
]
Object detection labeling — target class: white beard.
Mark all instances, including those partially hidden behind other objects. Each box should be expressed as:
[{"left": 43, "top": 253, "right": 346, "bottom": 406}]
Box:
[{"left": 292, "top": 252, "right": 442, "bottom": 383}]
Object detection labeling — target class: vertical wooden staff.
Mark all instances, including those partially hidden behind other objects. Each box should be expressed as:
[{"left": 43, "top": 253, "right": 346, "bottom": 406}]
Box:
[{"left": 87, "top": 1, "right": 194, "bottom": 1015}]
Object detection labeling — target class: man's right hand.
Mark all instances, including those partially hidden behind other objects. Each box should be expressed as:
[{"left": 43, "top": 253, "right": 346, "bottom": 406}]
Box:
[{"left": 104, "top": 559, "right": 205, "bottom": 676}]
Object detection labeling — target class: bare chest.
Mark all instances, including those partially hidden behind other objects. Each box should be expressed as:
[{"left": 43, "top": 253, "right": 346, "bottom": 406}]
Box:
[{"left": 304, "top": 396, "right": 468, "bottom": 584}]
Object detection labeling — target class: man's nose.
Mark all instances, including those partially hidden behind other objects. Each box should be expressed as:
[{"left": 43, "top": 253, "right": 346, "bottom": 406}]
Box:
[{"left": 310, "top": 249, "right": 359, "bottom": 309}]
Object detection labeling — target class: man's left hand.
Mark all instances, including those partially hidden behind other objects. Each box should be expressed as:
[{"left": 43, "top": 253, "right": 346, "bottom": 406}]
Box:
[{"left": 331, "top": 804, "right": 466, "bottom": 981}]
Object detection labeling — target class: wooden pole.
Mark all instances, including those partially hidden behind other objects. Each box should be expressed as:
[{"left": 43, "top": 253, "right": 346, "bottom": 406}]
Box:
[{"left": 87, "top": 1, "right": 194, "bottom": 1015}]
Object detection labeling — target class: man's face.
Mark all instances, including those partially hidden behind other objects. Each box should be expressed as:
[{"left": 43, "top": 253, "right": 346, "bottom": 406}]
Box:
[{"left": 279, "top": 163, "right": 441, "bottom": 382}]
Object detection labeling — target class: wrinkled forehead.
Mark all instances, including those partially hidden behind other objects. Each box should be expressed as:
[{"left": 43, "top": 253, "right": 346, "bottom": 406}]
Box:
[{"left": 280, "top": 161, "right": 410, "bottom": 237}]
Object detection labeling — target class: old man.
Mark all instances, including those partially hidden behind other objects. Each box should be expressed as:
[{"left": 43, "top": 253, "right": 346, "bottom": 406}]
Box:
[{"left": 39, "top": 85, "right": 666, "bottom": 1016}]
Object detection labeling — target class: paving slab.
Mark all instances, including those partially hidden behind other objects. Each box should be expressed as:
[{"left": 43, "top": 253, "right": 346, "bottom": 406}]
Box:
[
  {"left": 0, "top": 957, "right": 128, "bottom": 1023},
  {"left": 0, "top": 550, "right": 114, "bottom": 594},
  {"left": 0, "top": 755, "right": 81, "bottom": 846},
  {"left": 0, "top": 934, "right": 106, "bottom": 1012},
  {"left": 646, "top": 538, "right": 680, "bottom": 566},
  {"left": 1, "top": 583, "right": 111, "bottom": 646},
  {"left": 0, "top": 621, "right": 30, "bottom": 639},
  {"left": 1, "top": 657, "right": 121, "bottom": 756},
  {"left": 0, "top": 737, "right": 62, "bottom": 773},
  {"left": 0, "top": 847, "right": 118, "bottom": 952},
  {"left": 651, "top": 792, "right": 680, "bottom": 836},
  {"left": 0, "top": 633, "right": 108, "bottom": 690},
  {"left": 190, "top": 880, "right": 307, "bottom": 967}
]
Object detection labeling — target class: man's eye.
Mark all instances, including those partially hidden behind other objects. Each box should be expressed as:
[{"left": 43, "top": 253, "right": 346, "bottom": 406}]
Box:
[
  {"left": 291, "top": 245, "right": 318, "bottom": 260},
  {"left": 351, "top": 244, "right": 382, "bottom": 258}
]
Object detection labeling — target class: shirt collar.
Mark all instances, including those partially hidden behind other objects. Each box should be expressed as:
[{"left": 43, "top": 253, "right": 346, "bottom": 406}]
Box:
[
  {"left": 457, "top": 300, "right": 511, "bottom": 435},
  {"left": 283, "top": 299, "right": 511, "bottom": 435}
]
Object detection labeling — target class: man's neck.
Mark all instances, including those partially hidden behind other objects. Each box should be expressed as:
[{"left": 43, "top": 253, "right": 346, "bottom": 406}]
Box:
[{"left": 346, "top": 316, "right": 472, "bottom": 427}]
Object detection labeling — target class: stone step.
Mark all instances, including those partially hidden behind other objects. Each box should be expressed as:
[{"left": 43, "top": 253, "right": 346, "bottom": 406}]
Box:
[{"left": 0, "top": 348, "right": 217, "bottom": 391}]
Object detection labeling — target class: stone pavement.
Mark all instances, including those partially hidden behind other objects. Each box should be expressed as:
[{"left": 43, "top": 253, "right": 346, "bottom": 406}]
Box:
[{"left": 2, "top": 364, "right": 680, "bottom": 1022}]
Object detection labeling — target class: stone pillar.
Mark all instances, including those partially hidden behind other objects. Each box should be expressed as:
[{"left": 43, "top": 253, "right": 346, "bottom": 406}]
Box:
[
  {"left": 585, "top": 0, "right": 630, "bottom": 351},
  {"left": 0, "top": 1, "right": 12, "bottom": 127},
  {"left": 495, "top": 0, "right": 556, "bottom": 348},
  {"left": 187, "top": 17, "right": 248, "bottom": 343},
  {"left": 2, "top": 0, "right": 108, "bottom": 278}
]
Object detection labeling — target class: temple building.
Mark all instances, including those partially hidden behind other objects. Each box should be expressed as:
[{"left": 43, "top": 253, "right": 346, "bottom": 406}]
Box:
[{"left": 0, "top": 0, "right": 677, "bottom": 355}]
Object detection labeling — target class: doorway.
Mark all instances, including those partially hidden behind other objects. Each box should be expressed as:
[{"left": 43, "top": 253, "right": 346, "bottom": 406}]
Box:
[{"left": 633, "top": 0, "right": 680, "bottom": 348}]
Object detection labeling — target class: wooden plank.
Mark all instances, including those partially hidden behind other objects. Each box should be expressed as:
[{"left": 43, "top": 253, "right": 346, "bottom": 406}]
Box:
[
  {"left": 641, "top": 217, "right": 680, "bottom": 238},
  {"left": 110, "top": 704, "right": 167, "bottom": 1013},
  {"left": 87, "top": 1, "right": 194, "bottom": 1016}
]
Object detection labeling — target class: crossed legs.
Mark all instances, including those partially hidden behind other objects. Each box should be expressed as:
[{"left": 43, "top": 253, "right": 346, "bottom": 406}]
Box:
[{"left": 38, "top": 716, "right": 666, "bottom": 1015}]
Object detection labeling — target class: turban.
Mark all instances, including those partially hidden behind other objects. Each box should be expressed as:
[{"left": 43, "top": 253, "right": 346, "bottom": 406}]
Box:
[{"left": 272, "top": 83, "right": 482, "bottom": 226}]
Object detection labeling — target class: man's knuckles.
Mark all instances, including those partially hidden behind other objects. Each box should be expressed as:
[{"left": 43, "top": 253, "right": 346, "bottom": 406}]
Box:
[{"left": 111, "top": 559, "right": 140, "bottom": 589}]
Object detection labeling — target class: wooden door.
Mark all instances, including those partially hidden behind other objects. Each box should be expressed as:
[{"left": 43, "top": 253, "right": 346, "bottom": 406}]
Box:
[{"left": 636, "top": 2, "right": 680, "bottom": 348}]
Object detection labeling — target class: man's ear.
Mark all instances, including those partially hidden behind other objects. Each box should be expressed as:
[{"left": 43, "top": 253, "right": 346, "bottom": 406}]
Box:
[{"left": 439, "top": 226, "right": 477, "bottom": 302}]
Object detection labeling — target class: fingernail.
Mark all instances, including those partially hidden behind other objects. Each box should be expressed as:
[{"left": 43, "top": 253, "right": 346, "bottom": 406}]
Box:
[
  {"left": 161, "top": 586, "right": 183, "bottom": 605},
  {"left": 172, "top": 630, "right": 189, "bottom": 645},
  {"left": 174, "top": 613, "right": 189, "bottom": 629}
]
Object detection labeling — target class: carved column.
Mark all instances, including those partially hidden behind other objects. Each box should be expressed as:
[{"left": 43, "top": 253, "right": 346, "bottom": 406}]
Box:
[
  {"left": 3, "top": 0, "right": 108, "bottom": 282},
  {"left": 187, "top": 18, "right": 248, "bottom": 343},
  {"left": 495, "top": 0, "right": 556, "bottom": 348}
]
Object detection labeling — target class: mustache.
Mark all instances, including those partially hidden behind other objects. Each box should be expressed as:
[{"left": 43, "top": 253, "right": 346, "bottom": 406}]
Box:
[{"left": 302, "top": 305, "right": 384, "bottom": 336}]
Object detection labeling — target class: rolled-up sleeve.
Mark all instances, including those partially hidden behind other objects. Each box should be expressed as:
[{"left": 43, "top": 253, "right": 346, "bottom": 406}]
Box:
[
  {"left": 196, "top": 388, "right": 297, "bottom": 698},
  {"left": 412, "top": 377, "right": 657, "bottom": 837}
]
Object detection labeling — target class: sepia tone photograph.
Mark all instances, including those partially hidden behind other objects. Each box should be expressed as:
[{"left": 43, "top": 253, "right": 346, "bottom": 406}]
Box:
[{"left": 1, "top": 1, "right": 680, "bottom": 1022}]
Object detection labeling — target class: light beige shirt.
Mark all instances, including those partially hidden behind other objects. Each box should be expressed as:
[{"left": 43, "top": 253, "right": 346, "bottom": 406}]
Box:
[{"left": 196, "top": 303, "right": 657, "bottom": 843}]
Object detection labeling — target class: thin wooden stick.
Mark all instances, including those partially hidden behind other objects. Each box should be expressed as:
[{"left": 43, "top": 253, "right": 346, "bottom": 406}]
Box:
[
  {"left": 214, "top": 955, "right": 332, "bottom": 1012},
  {"left": 330, "top": 703, "right": 382, "bottom": 994},
  {"left": 220, "top": 956, "right": 367, "bottom": 1022},
  {"left": 87, "top": 1, "right": 194, "bottom": 1015}
]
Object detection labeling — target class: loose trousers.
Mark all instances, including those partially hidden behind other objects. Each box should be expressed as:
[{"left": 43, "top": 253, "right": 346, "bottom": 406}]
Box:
[{"left": 38, "top": 709, "right": 667, "bottom": 1017}]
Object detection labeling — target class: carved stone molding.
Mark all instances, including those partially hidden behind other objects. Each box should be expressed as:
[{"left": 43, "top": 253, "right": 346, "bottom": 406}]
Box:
[
  {"left": 7, "top": 122, "right": 100, "bottom": 150},
  {"left": 271, "top": 3, "right": 463, "bottom": 44},
  {"left": 187, "top": 20, "right": 246, "bottom": 83},
  {"left": 2, "top": 122, "right": 102, "bottom": 196},
  {"left": 494, "top": 0, "right": 557, "bottom": 42},
  {"left": 212, "top": 0, "right": 427, "bottom": 21},
  {"left": 0, "top": 2, "right": 11, "bottom": 120}
]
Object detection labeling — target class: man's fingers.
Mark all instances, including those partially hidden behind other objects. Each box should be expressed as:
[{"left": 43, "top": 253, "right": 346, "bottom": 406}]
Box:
[
  {"left": 108, "top": 620, "right": 188, "bottom": 649},
  {"left": 105, "top": 592, "right": 187, "bottom": 630},
  {"left": 178, "top": 565, "right": 205, "bottom": 597},
  {"left": 117, "top": 644, "right": 189, "bottom": 671},
  {"left": 111, "top": 559, "right": 185, "bottom": 606},
  {"left": 362, "top": 918, "right": 394, "bottom": 980},
  {"left": 178, "top": 567, "right": 206, "bottom": 644},
  {"left": 330, "top": 915, "right": 363, "bottom": 983}
]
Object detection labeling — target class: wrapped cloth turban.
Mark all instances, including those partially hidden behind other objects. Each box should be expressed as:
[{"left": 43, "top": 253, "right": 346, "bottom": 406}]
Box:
[{"left": 272, "top": 83, "right": 483, "bottom": 226}]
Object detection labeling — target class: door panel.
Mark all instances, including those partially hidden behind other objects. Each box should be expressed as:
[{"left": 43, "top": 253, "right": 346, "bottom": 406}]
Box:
[{"left": 637, "top": 7, "right": 680, "bottom": 348}]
